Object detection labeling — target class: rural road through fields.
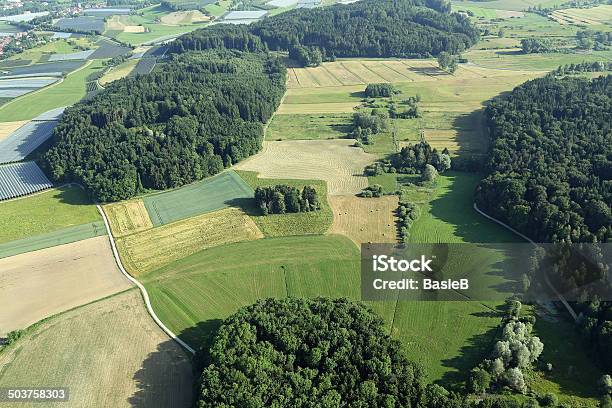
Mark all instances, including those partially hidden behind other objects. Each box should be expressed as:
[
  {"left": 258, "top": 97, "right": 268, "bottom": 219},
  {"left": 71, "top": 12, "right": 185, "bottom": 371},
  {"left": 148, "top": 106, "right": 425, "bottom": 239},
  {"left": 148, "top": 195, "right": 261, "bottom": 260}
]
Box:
[
  {"left": 473, "top": 203, "right": 578, "bottom": 321},
  {"left": 96, "top": 204, "right": 196, "bottom": 355}
]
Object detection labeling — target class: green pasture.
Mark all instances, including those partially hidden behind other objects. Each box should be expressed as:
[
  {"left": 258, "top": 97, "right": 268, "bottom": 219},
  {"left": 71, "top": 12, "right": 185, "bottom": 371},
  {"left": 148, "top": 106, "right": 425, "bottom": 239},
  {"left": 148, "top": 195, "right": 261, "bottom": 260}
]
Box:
[
  {"left": 0, "top": 59, "right": 106, "bottom": 122},
  {"left": 368, "top": 173, "right": 398, "bottom": 193},
  {"left": 143, "top": 170, "right": 253, "bottom": 226},
  {"left": 204, "top": 0, "right": 232, "bottom": 16},
  {"left": 451, "top": 0, "right": 560, "bottom": 12},
  {"left": 235, "top": 170, "right": 333, "bottom": 236},
  {"left": 0, "top": 186, "right": 100, "bottom": 245},
  {"left": 466, "top": 48, "right": 612, "bottom": 70},
  {"left": 266, "top": 113, "right": 352, "bottom": 140}
]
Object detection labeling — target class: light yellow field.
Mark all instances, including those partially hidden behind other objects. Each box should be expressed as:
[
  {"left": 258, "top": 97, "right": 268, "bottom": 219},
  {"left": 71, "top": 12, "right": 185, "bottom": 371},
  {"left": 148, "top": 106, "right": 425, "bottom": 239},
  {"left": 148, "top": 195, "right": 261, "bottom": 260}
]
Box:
[
  {"left": 0, "top": 236, "right": 132, "bottom": 335},
  {"left": 124, "top": 25, "right": 146, "bottom": 33},
  {"left": 0, "top": 120, "right": 27, "bottom": 141},
  {"left": 0, "top": 289, "right": 194, "bottom": 408},
  {"left": 234, "top": 139, "right": 376, "bottom": 195},
  {"left": 161, "top": 10, "right": 210, "bottom": 25},
  {"left": 116, "top": 208, "right": 263, "bottom": 276},
  {"left": 99, "top": 59, "right": 139, "bottom": 85},
  {"left": 104, "top": 199, "right": 153, "bottom": 237},
  {"left": 421, "top": 129, "right": 487, "bottom": 156},
  {"left": 328, "top": 195, "right": 398, "bottom": 245},
  {"left": 340, "top": 61, "right": 388, "bottom": 83},
  {"left": 277, "top": 101, "right": 360, "bottom": 114}
]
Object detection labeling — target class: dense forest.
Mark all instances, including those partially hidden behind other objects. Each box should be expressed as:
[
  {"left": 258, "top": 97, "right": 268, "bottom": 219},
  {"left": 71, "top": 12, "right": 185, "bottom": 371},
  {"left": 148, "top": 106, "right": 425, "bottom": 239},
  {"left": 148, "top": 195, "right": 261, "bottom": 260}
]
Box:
[
  {"left": 476, "top": 75, "right": 612, "bottom": 375},
  {"left": 476, "top": 75, "right": 611, "bottom": 244},
  {"left": 43, "top": 50, "right": 286, "bottom": 201},
  {"left": 172, "top": 0, "right": 480, "bottom": 63}
]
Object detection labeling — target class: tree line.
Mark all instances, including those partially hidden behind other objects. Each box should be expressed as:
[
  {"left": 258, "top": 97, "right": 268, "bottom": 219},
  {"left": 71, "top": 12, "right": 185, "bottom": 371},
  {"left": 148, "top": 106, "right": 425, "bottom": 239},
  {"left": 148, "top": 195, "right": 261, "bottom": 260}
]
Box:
[
  {"left": 254, "top": 185, "right": 319, "bottom": 215},
  {"left": 172, "top": 0, "right": 480, "bottom": 66},
  {"left": 43, "top": 50, "right": 286, "bottom": 201}
]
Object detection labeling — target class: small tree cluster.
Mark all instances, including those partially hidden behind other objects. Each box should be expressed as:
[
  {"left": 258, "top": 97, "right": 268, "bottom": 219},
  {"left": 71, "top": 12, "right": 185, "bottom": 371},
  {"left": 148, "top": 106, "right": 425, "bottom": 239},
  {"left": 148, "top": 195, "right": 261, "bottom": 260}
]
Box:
[
  {"left": 520, "top": 38, "right": 555, "bottom": 54},
  {"left": 364, "top": 161, "right": 396, "bottom": 176},
  {"left": 471, "top": 300, "right": 544, "bottom": 395},
  {"left": 437, "top": 51, "right": 458, "bottom": 73},
  {"left": 421, "top": 164, "right": 438, "bottom": 183},
  {"left": 392, "top": 141, "right": 451, "bottom": 174},
  {"left": 365, "top": 83, "right": 399, "bottom": 98},
  {"left": 359, "top": 184, "right": 383, "bottom": 198},
  {"left": 391, "top": 95, "right": 421, "bottom": 119},
  {"left": 398, "top": 200, "right": 420, "bottom": 243},
  {"left": 554, "top": 61, "right": 612, "bottom": 75},
  {"left": 351, "top": 110, "right": 389, "bottom": 144},
  {"left": 289, "top": 45, "right": 324, "bottom": 67},
  {"left": 254, "top": 185, "right": 319, "bottom": 215}
]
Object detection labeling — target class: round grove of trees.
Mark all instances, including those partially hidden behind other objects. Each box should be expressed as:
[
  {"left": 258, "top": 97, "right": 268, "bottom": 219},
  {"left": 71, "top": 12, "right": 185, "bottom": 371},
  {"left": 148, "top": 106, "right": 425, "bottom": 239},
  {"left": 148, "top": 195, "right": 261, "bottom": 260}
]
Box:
[{"left": 197, "top": 297, "right": 428, "bottom": 407}]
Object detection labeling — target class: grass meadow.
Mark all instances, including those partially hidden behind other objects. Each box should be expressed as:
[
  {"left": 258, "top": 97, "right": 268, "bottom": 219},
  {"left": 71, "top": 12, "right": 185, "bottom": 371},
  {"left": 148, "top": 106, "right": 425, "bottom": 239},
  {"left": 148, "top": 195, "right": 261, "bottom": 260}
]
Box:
[{"left": 0, "top": 186, "right": 100, "bottom": 244}]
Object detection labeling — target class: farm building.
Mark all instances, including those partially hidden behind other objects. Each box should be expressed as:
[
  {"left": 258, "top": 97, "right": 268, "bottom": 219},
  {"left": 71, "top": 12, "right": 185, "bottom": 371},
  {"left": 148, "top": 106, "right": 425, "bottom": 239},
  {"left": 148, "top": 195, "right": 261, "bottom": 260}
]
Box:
[{"left": 0, "top": 161, "right": 52, "bottom": 201}]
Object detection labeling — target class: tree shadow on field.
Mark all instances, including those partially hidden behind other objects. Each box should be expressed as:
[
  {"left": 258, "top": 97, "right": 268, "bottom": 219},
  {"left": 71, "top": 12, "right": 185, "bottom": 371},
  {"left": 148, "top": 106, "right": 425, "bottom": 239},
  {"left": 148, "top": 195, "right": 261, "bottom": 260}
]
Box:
[
  {"left": 128, "top": 338, "right": 197, "bottom": 408},
  {"left": 437, "top": 314, "right": 503, "bottom": 391},
  {"left": 225, "top": 197, "right": 259, "bottom": 216}
]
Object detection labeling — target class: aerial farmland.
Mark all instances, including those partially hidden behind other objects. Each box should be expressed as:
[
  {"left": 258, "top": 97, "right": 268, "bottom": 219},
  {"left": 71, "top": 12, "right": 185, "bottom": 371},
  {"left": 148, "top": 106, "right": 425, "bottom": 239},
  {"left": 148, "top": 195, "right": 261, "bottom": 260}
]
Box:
[{"left": 0, "top": 0, "right": 609, "bottom": 407}]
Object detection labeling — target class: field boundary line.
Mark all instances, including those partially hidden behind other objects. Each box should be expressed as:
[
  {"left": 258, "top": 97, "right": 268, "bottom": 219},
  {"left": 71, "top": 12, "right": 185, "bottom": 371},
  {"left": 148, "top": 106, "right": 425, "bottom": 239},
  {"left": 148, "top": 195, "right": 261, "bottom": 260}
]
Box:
[
  {"left": 473, "top": 203, "right": 578, "bottom": 321},
  {"left": 96, "top": 204, "right": 197, "bottom": 355}
]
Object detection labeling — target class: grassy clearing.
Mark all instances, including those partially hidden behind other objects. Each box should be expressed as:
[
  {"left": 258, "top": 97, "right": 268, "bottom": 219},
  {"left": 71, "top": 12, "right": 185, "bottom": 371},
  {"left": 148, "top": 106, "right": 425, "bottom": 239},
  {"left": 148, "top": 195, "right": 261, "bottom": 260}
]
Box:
[
  {"left": 552, "top": 5, "right": 612, "bottom": 26},
  {"left": 116, "top": 207, "right": 263, "bottom": 276},
  {"left": 104, "top": 199, "right": 153, "bottom": 238},
  {"left": 143, "top": 170, "right": 253, "bottom": 226},
  {"left": 0, "top": 289, "right": 194, "bottom": 408},
  {"left": 266, "top": 113, "right": 352, "bottom": 140},
  {"left": 234, "top": 139, "right": 375, "bottom": 195},
  {"left": 204, "top": 0, "right": 232, "bottom": 16},
  {"left": 368, "top": 173, "right": 398, "bottom": 193},
  {"left": 236, "top": 170, "right": 333, "bottom": 236},
  {"left": 141, "top": 234, "right": 360, "bottom": 347},
  {"left": 0, "top": 59, "right": 106, "bottom": 122},
  {"left": 0, "top": 186, "right": 100, "bottom": 244},
  {"left": 328, "top": 195, "right": 398, "bottom": 245},
  {"left": 99, "top": 58, "right": 138, "bottom": 85}
]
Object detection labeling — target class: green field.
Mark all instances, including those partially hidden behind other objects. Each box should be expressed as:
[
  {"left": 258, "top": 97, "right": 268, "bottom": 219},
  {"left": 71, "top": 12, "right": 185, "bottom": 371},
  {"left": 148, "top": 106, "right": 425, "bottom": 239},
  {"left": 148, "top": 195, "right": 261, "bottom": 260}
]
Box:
[
  {"left": 368, "top": 173, "right": 398, "bottom": 193},
  {"left": 204, "top": 0, "right": 232, "bottom": 16},
  {"left": 0, "top": 186, "right": 101, "bottom": 244},
  {"left": 0, "top": 221, "right": 106, "bottom": 259},
  {"left": 266, "top": 113, "right": 352, "bottom": 140},
  {"left": 451, "top": 0, "right": 561, "bottom": 12},
  {"left": 141, "top": 234, "right": 361, "bottom": 348},
  {"left": 4, "top": 38, "right": 96, "bottom": 64},
  {"left": 143, "top": 170, "right": 254, "bottom": 226},
  {"left": 235, "top": 170, "right": 334, "bottom": 236},
  {"left": 0, "top": 59, "right": 106, "bottom": 122}
]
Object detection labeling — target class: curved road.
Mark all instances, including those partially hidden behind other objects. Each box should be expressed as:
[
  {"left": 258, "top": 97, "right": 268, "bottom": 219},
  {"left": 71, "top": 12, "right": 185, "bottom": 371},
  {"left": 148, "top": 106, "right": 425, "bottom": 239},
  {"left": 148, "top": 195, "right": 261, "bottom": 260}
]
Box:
[{"left": 96, "top": 205, "right": 196, "bottom": 355}]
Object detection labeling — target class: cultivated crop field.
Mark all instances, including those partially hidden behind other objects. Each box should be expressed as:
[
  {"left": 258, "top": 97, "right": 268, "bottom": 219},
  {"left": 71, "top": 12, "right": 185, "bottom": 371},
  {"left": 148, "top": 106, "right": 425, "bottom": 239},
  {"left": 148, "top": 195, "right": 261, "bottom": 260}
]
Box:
[
  {"left": 0, "top": 121, "right": 27, "bottom": 141},
  {"left": 99, "top": 59, "right": 139, "bottom": 85},
  {"left": 104, "top": 199, "right": 153, "bottom": 238},
  {"left": 0, "top": 236, "right": 131, "bottom": 335},
  {"left": 328, "top": 195, "right": 398, "bottom": 245},
  {"left": 143, "top": 170, "right": 254, "bottom": 226},
  {"left": 116, "top": 207, "right": 263, "bottom": 276},
  {"left": 234, "top": 139, "right": 375, "bottom": 195},
  {"left": 0, "top": 290, "right": 194, "bottom": 408}
]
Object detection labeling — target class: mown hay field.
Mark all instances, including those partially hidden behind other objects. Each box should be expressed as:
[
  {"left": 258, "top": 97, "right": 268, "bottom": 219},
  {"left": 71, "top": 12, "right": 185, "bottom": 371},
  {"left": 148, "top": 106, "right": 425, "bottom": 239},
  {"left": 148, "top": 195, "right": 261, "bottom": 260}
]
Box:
[
  {"left": 234, "top": 139, "right": 375, "bottom": 195},
  {"left": 0, "top": 236, "right": 131, "bottom": 334},
  {"left": 99, "top": 59, "right": 139, "bottom": 85},
  {"left": 0, "top": 289, "right": 194, "bottom": 408},
  {"left": 104, "top": 199, "right": 153, "bottom": 238},
  {"left": 143, "top": 170, "right": 253, "bottom": 226},
  {"left": 116, "top": 207, "right": 263, "bottom": 277},
  {"left": 0, "top": 186, "right": 100, "bottom": 244},
  {"left": 328, "top": 195, "right": 398, "bottom": 245},
  {"left": 550, "top": 5, "right": 612, "bottom": 25}
]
